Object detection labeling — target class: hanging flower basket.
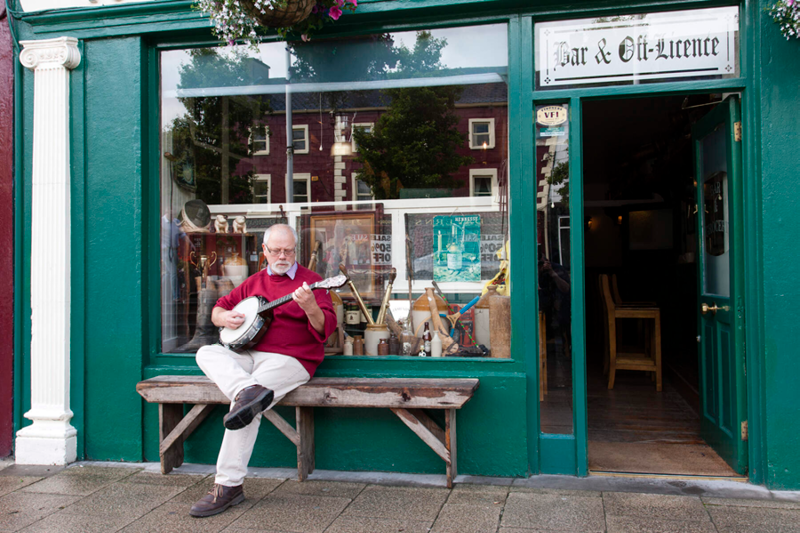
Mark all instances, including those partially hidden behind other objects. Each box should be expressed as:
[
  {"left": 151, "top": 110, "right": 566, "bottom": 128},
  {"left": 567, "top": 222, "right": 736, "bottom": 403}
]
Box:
[
  {"left": 768, "top": 0, "right": 800, "bottom": 40},
  {"left": 240, "top": 0, "right": 316, "bottom": 29},
  {"left": 196, "top": 0, "right": 358, "bottom": 46}
]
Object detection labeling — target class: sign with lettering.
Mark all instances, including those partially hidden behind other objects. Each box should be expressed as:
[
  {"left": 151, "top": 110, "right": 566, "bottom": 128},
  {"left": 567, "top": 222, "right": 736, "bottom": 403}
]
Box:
[{"left": 536, "top": 7, "right": 738, "bottom": 88}]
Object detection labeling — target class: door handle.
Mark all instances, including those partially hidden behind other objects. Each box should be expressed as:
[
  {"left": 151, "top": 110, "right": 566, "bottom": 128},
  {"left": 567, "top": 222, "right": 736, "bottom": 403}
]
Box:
[{"left": 701, "top": 303, "right": 730, "bottom": 315}]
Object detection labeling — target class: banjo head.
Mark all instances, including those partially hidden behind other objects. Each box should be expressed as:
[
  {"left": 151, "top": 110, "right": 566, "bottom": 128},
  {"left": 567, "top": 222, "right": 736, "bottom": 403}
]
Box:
[{"left": 219, "top": 296, "right": 270, "bottom": 348}]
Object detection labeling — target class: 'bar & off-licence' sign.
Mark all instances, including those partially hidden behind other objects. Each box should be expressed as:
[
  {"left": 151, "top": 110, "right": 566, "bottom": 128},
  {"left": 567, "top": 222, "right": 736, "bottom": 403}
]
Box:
[{"left": 536, "top": 7, "right": 738, "bottom": 87}]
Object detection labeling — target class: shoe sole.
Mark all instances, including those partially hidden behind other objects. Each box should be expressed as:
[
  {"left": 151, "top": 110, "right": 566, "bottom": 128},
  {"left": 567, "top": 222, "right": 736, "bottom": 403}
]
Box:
[
  {"left": 223, "top": 388, "right": 275, "bottom": 430},
  {"left": 189, "top": 492, "right": 245, "bottom": 518}
]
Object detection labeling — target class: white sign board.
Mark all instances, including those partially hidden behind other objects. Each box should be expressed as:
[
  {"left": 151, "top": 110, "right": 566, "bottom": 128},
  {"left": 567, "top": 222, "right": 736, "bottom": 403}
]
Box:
[{"left": 536, "top": 7, "right": 738, "bottom": 88}]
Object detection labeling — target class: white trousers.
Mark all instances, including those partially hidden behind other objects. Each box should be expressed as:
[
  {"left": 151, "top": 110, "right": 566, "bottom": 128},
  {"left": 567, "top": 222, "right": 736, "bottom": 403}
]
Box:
[{"left": 195, "top": 344, "right": 310, "bottom": 487}]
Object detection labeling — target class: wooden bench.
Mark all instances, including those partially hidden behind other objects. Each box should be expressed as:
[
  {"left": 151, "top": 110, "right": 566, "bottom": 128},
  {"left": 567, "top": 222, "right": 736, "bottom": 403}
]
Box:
[{"left": 136, "top": 376, "right": 479, "bottom": 488}]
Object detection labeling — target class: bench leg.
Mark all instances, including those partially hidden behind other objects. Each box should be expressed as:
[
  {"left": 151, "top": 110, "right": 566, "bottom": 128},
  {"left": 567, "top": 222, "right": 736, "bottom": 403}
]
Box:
[
  {"left": 159, "top": 404, "right": 215, "bottom": 475},
  {"left": 296, "top": 407, "right": 315, "bottom": 482},
  {"left": 446, "top": 408, "right": 457, "bottom": 488},
  {"left": 391, "top": 408, "right": 453, "bottom": 486}
]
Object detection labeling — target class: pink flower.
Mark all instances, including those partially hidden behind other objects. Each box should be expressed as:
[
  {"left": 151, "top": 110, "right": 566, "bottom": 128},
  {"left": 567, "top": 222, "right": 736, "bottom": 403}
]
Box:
[
  {"left": 302, "top": 34, "right": 309, "bottom": 41},
  {"left": 329, "top": 5, "right": 342, "bottom": 19},
  {"left": 350, "top": 0, "right": 357, "bottom": 6},
  {"left": 336, "top": 0, "right": 344, "bottom": 6}
]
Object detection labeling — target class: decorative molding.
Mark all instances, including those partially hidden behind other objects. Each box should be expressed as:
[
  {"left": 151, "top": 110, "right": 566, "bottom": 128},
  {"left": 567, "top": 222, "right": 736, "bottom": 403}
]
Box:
[
  {"left": 19, "top": 37, "right": 81, "bottom": 70},
  {"left": 15, "top": 36, "right": 81, "bottom": 466}
]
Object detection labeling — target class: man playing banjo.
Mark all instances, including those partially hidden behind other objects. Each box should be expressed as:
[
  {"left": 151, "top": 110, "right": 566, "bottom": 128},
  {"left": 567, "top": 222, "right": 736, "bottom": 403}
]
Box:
[{"left": 191, "top": 224, "right": 337, "bottom": 518}]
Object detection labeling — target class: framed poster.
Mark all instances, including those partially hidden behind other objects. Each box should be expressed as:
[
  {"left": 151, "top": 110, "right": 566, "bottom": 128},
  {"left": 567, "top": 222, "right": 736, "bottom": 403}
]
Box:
[
  {"left": 305, "top": 212, "right": 377, "bottom": 299},
  {"left": 433, "top": 214, "right": 482, "bottom": 282}
]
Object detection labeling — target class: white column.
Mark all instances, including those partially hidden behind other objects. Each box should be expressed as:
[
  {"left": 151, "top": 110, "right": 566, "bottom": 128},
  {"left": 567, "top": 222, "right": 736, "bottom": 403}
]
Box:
[{"left": 15, "top": 37, "right": 81, "bottom": 465}]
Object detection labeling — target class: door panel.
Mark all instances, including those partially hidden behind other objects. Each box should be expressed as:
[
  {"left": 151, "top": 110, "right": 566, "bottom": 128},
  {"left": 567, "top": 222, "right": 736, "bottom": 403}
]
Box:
[{"left": 693, "top": 95, "right": 747, "bottom": 475}]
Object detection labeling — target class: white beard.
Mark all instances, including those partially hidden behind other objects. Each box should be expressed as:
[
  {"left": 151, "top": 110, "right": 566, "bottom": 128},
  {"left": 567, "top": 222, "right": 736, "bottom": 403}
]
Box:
[{"left": 271, "top": 260, "right": 294, "bottom": 275}]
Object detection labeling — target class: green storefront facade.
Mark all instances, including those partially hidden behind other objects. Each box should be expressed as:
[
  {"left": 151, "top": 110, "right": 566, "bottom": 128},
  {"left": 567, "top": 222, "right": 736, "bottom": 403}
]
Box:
[{"left": 7, "top": 0, "right": 800, "bottom": 490}]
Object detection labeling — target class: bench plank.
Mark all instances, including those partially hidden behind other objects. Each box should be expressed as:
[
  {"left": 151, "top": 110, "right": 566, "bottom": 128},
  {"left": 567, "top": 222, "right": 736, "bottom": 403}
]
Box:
[{"left": 137, "top": 376, "right": 479, "bottom": 409}]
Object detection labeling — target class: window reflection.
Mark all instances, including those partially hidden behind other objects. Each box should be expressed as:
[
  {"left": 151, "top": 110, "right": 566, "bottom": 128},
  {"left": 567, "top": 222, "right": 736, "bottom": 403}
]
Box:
[{"left": 160, "top": 25, "right": 513, "bottom": 358}]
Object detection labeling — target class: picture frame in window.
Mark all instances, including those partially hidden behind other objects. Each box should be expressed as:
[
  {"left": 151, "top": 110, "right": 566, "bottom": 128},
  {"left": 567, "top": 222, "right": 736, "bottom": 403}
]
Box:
[{"left": 302, "top": 211, "right": 377, "bottom": 300}]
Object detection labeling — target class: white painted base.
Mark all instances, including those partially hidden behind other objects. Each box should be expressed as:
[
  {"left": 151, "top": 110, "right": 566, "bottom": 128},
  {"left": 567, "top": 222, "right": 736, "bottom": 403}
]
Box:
[{"left": 15, "top": 424, "right": 77, "bottom": 465}]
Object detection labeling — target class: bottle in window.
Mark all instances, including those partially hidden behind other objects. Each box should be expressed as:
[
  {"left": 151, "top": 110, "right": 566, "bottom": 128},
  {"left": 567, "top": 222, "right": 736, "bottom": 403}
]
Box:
[
  {"left": 447, "top": 224, "right": 462, "bottom": 271},
  {"left": 419, "top": 323, "right": 432, "bottom": 357}
]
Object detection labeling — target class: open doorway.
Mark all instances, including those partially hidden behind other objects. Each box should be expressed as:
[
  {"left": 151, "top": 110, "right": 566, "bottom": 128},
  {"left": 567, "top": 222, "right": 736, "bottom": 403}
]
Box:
[{"left": 581, "top": 94, "right": 742, "bottom": 477}]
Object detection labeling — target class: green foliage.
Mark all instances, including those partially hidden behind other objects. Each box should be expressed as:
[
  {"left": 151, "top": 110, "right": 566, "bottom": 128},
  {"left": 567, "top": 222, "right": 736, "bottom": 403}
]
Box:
[
  {"left": 351, "top": 32, "right": 473, "bottom": 199},
  {"left": 353, "top": 85, "right": 473, "bottom": 199},
  {"left": 547, "top": 159, "right": 570, "bottom": 207}
]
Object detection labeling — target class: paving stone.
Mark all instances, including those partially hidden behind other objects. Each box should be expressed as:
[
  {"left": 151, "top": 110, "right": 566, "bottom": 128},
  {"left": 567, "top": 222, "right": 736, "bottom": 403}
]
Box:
[
  {"left": 0, "top": 492, "right": 81, "bottom": 531},
  {"left": 707, "top": 505, "right": 800, "bottom": 533},
  {"left": 17, "top": 510, "right": 135, "bottom": 532},
  {"left": 343, "top": 485, "right": 448, "bottom": 522},
  {"left": 501, "top": 492, "right": 605, "bottom": 532},
  {"left": 118, "top": 501, "right": 253, "bottom": 533},
  {"left": 510, "top": 487, "right": 602, "bottom": 498},
  {"left": 59, "top": 481, "right": 184, "bottom": 521},
  {"left": 447, "top": 484, "right": 509, "bottom": 506},
  {"left": 232, "top": 493, "right": 351, "bottom": 533},
  {"left": 171, "top": 477, "right": 280, "bottom": 505},
  {"left": 60, "top": 466, "right": 140, "bottom": 481},
  {"left": 0, "top": 465, "right": 63, "bottom": 478},
  {"left": 223, "top": 529, "right": 298, "bottom": 533},
  {"left": 603, "top": 492, "right": 711, "bottom": 522},
  {"left": 21, "top": 473, "right": 118, "bottom": 496},
  {"left": 0, "top": 477, "right": 42, "bottom": 498},
  {"left": 431, "top": 503, "right": 502, "bottom": 533},
  {"left": 606, "top": 516, "right": 718, "bottom": 533},
  {"left": 272, "top": 480, "right": 365, "bottom": 499},
  {"left": 499, "top": 530, "right": 585, "bottom": 533},
  {"left": 702, "top": 496, "right": 800, "bottom": 509},
  {"left": 120, "top": 472, "right": 207, "bottom": 488},
  {"left": 325, "top": 515, "right": 434, "bottom": 533}
]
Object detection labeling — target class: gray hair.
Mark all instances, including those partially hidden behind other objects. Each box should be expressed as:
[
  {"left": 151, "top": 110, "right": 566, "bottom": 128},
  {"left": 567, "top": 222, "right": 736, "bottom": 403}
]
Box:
[{"left": 263, "top": 224, "right": 298, "bottom": 247}]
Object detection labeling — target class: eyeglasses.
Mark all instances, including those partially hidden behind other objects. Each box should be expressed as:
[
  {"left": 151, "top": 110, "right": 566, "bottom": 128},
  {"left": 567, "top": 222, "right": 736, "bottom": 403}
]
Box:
[{"left": 265, "top": 247, "right": 296, "bottom": 257}]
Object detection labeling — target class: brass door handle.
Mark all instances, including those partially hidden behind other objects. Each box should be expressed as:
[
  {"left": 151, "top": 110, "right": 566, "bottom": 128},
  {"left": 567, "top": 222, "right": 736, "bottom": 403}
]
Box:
[{"left": 701, "top": 303, "right": 730, "bottom": 315}]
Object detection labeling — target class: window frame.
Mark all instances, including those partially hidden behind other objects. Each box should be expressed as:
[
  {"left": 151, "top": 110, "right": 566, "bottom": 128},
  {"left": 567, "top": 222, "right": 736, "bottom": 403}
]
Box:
[
  {"left": 469, "top": 168, "right": 498, "bottom": 197},
  {"left": 289, "top": 173, "right": 312, "bottom": 203},
  {"left": 292, "top": 125, "right": 310, "bottom": 155},
  {"left": 250, "top": 125, "right": 270, "bottom": 156},
  {"left": 468, "top": 118, "right": 496, "bottom": 150},
  {"left": 252, "top": 174, "right": 271, "bottom": 204},
  {"left": 351, "top": 172, "right": 375, "bottom": 202},
  {"left": 351, "top": 122, "right": 374, "bottom": 153}
]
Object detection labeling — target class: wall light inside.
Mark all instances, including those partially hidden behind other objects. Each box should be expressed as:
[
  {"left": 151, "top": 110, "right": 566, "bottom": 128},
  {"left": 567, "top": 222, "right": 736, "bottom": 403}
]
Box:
[
  {"left": 586, "top": 217, "right": 594, "bottom": 229},
  {"left": 617, "top": 215, "right": 623, "bottom": 225}
]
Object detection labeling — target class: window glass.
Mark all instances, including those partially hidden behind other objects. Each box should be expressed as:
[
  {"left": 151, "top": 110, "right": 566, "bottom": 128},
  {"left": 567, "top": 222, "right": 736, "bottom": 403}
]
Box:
[
  {"left": 535, "top": 103, "right": 573, "bottom": 434},
  {"left": 160, "top": 24, "right": 511, "bottom": 358}
]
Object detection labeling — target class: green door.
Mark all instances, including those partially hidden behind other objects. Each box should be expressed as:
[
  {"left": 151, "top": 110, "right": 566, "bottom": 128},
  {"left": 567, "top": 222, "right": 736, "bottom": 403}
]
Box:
[{"left": 693, "top": 96, "right": 747, "bottom": 475}]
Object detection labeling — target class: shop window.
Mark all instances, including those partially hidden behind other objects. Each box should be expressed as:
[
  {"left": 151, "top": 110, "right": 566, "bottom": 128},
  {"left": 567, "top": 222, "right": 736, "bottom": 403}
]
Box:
[
  {"left": 250, "top": 126, "right": 269, "bottom": 155},
  {"left": 351, "top": 123, "right": 373, "bottom": 152},
  {"left": 159, "top": 24, "right": 511, "bottom": 359},
  {"left": 469, "top": 119, "right": 495, "bottom": 150},
  {"left": 292, "top": 125, "right": 309, "bottom": 154},
  {"left": 253, "top": 174, "right": 271, "bottom": 204},
  {"left": 469, "top": 169, "right": 497, "bottom": 197}
]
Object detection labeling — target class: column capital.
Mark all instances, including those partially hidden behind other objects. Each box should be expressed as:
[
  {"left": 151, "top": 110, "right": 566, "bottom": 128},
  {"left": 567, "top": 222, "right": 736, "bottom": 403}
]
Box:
[{"left": 19, "top": 36, "right": 81, "bottom": 71}]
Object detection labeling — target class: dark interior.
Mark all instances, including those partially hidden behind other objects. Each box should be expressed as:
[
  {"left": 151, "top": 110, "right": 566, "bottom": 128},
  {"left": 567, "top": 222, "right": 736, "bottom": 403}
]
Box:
[{"left": 581, "top": 94, "right": 738, "bottom": 476}]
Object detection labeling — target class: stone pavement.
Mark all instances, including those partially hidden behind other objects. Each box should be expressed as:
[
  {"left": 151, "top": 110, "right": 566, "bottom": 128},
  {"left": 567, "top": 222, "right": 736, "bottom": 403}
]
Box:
[{"left": 1, "top": 459, "right": 800, "bottom": 532}]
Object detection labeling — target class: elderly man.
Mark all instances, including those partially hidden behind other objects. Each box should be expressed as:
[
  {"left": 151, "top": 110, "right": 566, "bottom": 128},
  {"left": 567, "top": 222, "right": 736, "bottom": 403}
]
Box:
[{"left": 190, "top": 224, "right": 336, "bottom": 518}]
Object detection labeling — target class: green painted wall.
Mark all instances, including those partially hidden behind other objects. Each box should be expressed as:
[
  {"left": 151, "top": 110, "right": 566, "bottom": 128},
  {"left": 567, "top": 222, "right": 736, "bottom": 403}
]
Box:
[
  {"left": 82, "top": 37, "right": 146, "bottom": 461},
  {"left": 756, "top": 9, "right": 800, "bottom": 490}
]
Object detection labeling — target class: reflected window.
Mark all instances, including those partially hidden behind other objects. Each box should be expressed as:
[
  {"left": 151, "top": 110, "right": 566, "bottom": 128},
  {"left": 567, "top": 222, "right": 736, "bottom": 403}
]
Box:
[
  {"left": 351, "top": 123, "right": 373, "bottom": 152},
  {"left": 292, "top": 125, "right": 309, "bottom": 154},
  {"left": 251, "top": 126, "right": 269, "bottom": 155},
  {"left": 352, "top": 175, "right": 374, "bottom": 202},
  {"left": 253, "top": 174, "right": 271, "bottom": 203},
  {"left": 470, "top": 169, "right": 497, "bottom": 197},
  {"left": 469, "top": 119, "right": 495, "bottom": 149},
  {"left": 292, "top": 174, "right": 311, "bottom": 203}
]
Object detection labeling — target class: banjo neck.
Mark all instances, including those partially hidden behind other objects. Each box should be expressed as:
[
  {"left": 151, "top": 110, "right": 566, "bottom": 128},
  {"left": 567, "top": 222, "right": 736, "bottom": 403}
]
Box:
[{"left": 258, "top": 281, "right": 324, "bottom": 313}]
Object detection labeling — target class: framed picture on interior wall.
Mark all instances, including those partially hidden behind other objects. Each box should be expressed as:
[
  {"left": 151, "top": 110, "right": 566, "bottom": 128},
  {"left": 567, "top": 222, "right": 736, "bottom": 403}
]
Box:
[{"left": 303, "top": 211, "right": 377, "bottom": 300}]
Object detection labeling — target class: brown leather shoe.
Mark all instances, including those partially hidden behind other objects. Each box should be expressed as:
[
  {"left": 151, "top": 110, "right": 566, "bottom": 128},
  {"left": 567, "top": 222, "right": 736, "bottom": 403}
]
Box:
[
  {"left": 223, "top": 384, "right": 274, "bottom": 430},
  {"left": 189, "top": 483, "right": 244, "bottom": 518}
]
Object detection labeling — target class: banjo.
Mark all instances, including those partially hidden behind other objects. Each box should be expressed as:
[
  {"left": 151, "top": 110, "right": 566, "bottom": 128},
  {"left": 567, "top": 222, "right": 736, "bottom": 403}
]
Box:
[{"left": 218, "top": 274, "right": 347, "bottom": 352}]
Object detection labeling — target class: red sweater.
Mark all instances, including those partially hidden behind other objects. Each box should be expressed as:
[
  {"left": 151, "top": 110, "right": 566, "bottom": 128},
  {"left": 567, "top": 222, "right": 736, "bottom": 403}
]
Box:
[{"left": 214, "top": 264, "right": 337, "bottom": 377}]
